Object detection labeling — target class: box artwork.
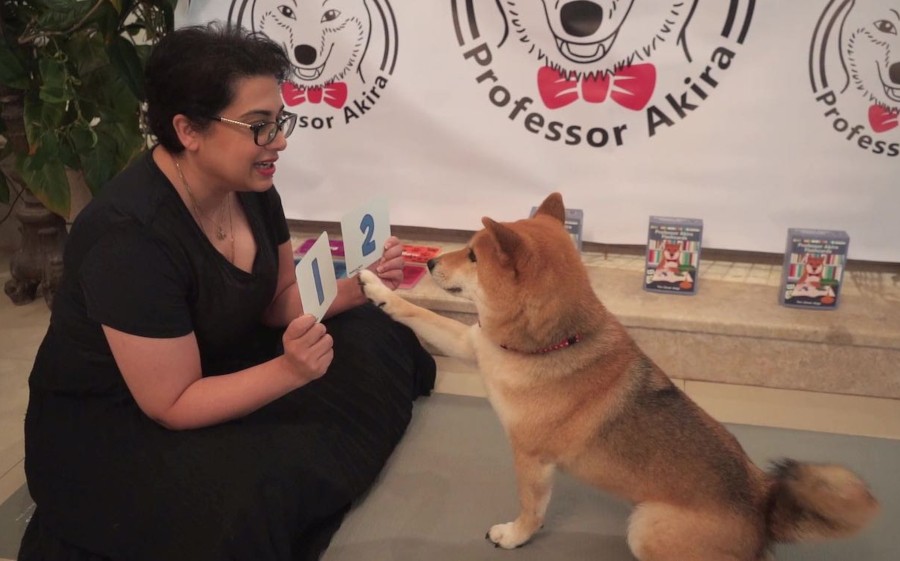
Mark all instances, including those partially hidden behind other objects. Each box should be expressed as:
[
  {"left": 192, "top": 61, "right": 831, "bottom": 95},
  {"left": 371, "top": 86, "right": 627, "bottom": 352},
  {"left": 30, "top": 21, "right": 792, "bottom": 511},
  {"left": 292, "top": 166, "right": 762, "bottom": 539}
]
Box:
[
  {"left": 780, "top": 229, "right": 849, "bottom": 309},
  {"left": 644, "top": 216, "right": 703, "bottom": 295}
]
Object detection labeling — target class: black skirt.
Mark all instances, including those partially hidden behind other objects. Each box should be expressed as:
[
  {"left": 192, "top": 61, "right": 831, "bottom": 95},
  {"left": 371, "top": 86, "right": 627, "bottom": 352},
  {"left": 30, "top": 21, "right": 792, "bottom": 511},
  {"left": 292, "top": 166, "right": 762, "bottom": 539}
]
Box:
[{"left": 20, "top": 305, "right": 435, "bottom": 561}]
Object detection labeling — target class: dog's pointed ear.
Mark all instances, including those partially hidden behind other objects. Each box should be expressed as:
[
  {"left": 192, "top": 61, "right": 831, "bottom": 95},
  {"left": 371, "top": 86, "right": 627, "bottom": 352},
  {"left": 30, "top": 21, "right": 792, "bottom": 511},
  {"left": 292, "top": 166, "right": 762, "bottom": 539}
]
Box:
[
  {"left": 533, "top": 192, "right": 566, "bottom": 224},
  {"left": 482, "top": 217, "right": 522, "bottom": 265}
]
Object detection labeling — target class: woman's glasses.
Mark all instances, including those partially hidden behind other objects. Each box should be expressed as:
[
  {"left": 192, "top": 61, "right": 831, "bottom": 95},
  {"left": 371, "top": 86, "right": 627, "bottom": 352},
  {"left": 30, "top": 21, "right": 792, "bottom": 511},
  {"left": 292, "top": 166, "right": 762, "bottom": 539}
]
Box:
[{"left": 212, "top": 112, "right": 297, "bottom": 146}]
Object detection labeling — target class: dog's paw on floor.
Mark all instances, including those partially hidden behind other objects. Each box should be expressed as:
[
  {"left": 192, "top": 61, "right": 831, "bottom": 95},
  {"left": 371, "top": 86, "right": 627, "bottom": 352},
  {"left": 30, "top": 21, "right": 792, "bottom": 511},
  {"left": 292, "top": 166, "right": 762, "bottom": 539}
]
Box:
[{"left": 486, "top": 521, "right": 534, "bottom": 549}]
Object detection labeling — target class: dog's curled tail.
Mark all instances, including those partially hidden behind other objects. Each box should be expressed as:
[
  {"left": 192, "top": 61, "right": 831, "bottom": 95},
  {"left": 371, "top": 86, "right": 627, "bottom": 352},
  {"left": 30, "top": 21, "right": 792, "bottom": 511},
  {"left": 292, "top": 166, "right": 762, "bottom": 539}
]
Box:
[{"left": 766, "top": 459, "right": 879, "bottom": 543}]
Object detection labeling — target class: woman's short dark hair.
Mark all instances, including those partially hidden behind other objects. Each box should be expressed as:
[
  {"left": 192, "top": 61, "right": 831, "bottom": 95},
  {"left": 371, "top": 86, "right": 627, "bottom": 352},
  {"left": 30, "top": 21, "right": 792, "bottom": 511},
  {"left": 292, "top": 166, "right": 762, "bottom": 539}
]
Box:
[{"left": 145, "top": 22, "right": 291, "bottom": 153}]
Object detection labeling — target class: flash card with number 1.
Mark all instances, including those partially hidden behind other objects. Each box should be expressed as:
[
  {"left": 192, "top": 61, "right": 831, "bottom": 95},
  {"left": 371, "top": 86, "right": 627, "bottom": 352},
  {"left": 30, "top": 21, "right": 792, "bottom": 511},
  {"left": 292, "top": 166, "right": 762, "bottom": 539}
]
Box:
[
  {"left": 341, "top": 197, "right": 390, "bottom": 277},
  {"left": 295, "top": 231, "right": 338, "bottom": 322}
]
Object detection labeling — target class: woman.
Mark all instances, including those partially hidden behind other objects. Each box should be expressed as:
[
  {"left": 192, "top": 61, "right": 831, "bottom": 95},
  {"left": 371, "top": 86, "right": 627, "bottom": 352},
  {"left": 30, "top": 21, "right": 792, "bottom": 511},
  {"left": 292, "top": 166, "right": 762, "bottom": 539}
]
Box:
[{"left": 19, "top": 24, "right": 434, "bottom": 561}]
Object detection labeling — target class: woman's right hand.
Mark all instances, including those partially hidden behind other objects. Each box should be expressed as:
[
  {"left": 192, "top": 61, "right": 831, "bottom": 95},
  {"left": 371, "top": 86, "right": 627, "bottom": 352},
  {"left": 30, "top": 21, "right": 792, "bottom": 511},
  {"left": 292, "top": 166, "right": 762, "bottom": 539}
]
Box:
[
  {"left": 106, "top": 315, "right": 333, "bottom": 430},
  {"left": 282, "top": 314, "right": 334, "bottom": 382}
]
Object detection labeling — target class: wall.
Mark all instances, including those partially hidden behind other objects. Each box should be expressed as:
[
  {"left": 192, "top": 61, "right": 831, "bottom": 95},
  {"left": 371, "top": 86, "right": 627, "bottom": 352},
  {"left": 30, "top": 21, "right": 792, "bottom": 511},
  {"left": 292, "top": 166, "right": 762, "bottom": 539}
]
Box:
[{"left": 181, "top": 0, "right": 898, "bottom": 262}]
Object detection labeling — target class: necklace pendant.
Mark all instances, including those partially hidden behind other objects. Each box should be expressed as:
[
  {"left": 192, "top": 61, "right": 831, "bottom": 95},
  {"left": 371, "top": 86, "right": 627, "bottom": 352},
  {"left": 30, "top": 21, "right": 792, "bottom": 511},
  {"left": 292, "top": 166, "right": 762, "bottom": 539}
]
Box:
[{"left": 216, "top": 227, "right": 226, "bottom": 240}]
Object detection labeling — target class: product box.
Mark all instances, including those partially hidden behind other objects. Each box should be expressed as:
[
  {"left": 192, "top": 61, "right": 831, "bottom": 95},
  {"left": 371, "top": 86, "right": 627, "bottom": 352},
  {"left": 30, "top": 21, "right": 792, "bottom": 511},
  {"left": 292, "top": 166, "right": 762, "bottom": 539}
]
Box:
[
  {"left": 530, "top": 206, "right": 584, "bottom": 250},
  {"left": 294, "top": 238, "right": 347, "bottom": 279},
  {"left": 400, "top": 244, "right": 441, "bottom": 289},
  {"left": 644, "top": 216, "right": 703, "bottom": 295},
  {"left": 294, "top": 239, "right": 440, "bottom": 289},
  {"left": 780, "top": 229, "right": 849, "bottom": 309},
  {"left": 402, "top": 244, "right": 441, "bottom": 266}
]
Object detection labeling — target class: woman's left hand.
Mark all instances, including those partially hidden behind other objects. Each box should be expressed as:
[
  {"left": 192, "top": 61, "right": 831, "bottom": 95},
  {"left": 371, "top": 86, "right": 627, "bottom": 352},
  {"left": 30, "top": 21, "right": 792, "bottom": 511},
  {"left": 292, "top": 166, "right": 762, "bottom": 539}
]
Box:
[{"left": 368, "top": 236, "right": 404, "bottom": 291}]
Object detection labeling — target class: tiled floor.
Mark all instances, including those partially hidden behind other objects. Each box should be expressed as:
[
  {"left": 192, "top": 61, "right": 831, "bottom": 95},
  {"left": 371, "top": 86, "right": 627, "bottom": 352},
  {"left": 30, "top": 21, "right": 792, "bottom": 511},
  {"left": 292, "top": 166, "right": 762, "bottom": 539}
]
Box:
[
  {"left": 0, "top": 253, "right": 41, "bottom": 558},
  {"left": 1, "top": 243, "right": 899, "bottom": 559}
]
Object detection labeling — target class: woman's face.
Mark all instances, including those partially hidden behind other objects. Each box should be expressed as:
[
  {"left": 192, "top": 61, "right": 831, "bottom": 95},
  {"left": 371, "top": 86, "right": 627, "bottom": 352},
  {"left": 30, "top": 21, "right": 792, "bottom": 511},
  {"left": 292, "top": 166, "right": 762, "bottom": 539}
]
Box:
[{"left": 197, "top": 75, "right": 289, "bottom": 193}]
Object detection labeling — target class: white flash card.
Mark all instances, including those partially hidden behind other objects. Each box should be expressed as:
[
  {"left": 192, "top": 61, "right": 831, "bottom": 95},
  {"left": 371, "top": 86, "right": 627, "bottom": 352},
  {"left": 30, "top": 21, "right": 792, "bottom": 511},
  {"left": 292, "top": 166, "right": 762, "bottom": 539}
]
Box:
[
  {"left": 295, "top": 231, "right": 338, "bottom": 322},
  {"left": 340, "top": 197, "right": 390, "bottom": 277}
]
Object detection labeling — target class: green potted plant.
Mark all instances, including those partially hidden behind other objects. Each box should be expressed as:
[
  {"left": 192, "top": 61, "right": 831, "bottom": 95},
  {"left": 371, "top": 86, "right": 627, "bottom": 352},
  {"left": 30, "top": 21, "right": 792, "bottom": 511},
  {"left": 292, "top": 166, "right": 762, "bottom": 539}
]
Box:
[{"left": 0, "top": 0, "right": 176, "bottom": 305}]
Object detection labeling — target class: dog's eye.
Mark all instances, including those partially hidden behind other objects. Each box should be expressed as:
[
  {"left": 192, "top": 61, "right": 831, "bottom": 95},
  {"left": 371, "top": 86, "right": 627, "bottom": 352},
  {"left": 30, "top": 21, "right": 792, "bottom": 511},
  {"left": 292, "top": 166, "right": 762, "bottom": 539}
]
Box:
[
  {"left": 322, "top": 9, "right": 341, "bottom": 23},
  {"left": 277, "top": 5, "right": 296, "bottom": 19},
  {"left": 468, "top": 249, "right": 477, "bottom": 263},
  {"left": 874, "top": 20, "right": 897, "bottom": 35}
]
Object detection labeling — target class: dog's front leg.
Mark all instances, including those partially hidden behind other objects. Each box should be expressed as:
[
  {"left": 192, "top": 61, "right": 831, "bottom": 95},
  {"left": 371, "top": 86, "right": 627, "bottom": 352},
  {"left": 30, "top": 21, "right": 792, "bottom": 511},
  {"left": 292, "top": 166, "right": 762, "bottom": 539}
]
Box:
[
  {"left": 358, "top": 270, "right": 476, "bottom": 361},
  {"left": 487, "top": 451, "right": 555, "bottom": 549}
]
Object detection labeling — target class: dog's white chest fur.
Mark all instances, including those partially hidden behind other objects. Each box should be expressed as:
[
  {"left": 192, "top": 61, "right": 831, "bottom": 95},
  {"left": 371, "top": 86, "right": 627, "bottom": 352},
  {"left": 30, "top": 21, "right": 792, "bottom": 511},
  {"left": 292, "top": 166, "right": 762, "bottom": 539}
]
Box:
[{"left": 471, "top": 327, "right": 554, "bottom": 429}]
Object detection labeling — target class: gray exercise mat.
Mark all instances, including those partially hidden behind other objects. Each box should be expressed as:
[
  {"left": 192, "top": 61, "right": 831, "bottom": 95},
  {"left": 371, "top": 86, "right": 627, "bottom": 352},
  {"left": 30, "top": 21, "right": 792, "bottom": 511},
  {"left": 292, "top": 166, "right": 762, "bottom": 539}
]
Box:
[
  {"left": 324, "top": 393, "right": 898, "bottom": 561},
  {"left": 0, "top": 483, "right": 33, "bottom": 560},
  {"left": 1, "top": 393, "right": 895, "bottom": 560}
]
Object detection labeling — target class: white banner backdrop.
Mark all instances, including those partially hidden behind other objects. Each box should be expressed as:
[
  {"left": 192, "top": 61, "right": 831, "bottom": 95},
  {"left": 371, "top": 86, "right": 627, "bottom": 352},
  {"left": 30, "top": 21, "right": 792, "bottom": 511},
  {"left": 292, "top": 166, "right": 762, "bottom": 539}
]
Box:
[{"left": 179, "top": 1, "right": 898, "bottom": 262}]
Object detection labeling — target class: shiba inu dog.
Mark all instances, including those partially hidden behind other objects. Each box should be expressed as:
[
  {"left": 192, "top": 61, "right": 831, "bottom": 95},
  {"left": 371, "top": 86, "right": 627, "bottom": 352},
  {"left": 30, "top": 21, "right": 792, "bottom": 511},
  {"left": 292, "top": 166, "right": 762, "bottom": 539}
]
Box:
[
  {"left": 796, "top": 254, "right": 825, "bottom": 290},
  {"left": 789, "top": 254, "right": 835, "bottom": 302},
  {"left": 358, "top": 193, "right": 879, "bottom": 560},
  {"left": 650, "top": 240, "right": 692, "bottom": 285},
  {"left": 839, "top": 0, "right": 900, "bottom": 114}
]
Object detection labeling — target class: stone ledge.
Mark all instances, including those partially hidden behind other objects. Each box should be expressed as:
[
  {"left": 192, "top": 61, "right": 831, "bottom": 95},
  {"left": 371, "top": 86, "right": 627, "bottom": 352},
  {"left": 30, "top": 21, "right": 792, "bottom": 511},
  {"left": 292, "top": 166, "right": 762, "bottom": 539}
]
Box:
[
  {"left": 399, "top": 265, "right": 900, "bottom": 400},
  {"left": 288, "top": 225, "right": 899, "bottom": 400}
]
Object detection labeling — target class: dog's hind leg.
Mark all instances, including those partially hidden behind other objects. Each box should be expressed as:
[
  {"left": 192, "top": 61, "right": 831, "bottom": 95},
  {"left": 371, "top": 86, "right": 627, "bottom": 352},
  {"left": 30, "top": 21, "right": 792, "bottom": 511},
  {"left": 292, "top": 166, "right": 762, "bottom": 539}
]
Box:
[
  {"left": 627, "top": 503, "right": 764, "bottom": 561},
  {"left": 359, "top": 270, "right": 477, "bottom": 360},
  {"left": 486, "top": 452, "right": 555, "bottom": 549}
]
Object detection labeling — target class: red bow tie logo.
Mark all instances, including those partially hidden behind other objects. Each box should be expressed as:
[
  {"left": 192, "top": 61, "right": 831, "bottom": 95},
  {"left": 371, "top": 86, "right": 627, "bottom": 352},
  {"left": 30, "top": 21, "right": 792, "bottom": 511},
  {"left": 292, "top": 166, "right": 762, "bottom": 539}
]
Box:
[
  {"left": 869, "top": 104, "right": 899, "bottom": 133},
  {"left": 281, "top": 81, "right": 348, "bottom": 108},
  {"left": 537, "top": 64, "right": 656, "bottom": 110}
]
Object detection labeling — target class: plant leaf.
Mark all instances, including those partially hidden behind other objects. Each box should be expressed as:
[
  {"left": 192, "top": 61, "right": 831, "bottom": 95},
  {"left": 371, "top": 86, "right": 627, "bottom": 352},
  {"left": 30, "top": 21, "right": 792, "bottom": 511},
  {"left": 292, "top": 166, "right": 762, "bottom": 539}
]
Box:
[
  {"left": 18, "top": 146, "right": 70, "bottom": 219},
  {"left": 0, "top": 41, "right": 29, "bottom": 90},
  {"left": 57, "top": 141, "right": 80, "bottom": 169},
  {"left": 23, "top": 93, "right": 68, "bottom": 147},
  {"left": 108, "top": 36, "right": 145, "bottom": 101},
  {"left": 38, "top": 57, "right": 71, "bottom": 104},
  {"left": 78, "top": 124, "right": 128, "bottom": 196},
  {"left": 68, "top": 121, "right": 97, "bottom": 153},
  {"left": 65, "top": 31, "right": 109, "bottom": 77},
  {"left": 36, "top": 1, "right": 96, "bottom": 31}
]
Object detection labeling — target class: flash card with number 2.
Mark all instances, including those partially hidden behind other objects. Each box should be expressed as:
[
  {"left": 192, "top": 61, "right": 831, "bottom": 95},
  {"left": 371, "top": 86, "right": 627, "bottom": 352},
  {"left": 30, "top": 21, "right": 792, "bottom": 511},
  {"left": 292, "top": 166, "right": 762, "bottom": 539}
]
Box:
[
  {"left": 295, "top": 231, "right": 338, "bottom": 322},
  {"left": 341, "top": 198, "right": 390, "bottom": 278}
]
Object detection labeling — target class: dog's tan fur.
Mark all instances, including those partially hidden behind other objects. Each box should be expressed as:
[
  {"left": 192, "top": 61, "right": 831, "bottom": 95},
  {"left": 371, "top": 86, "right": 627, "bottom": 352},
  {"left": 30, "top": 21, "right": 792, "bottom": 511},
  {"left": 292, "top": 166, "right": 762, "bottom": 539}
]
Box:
[{"left": 358, "top": 193, "right": 879, "bottom": 560}]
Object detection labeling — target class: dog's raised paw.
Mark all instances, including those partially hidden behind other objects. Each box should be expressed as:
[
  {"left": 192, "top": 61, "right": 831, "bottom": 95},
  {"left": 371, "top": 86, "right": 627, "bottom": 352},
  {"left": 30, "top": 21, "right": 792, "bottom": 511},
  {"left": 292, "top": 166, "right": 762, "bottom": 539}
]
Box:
[
  {"left": 486, "top": 522, "right": 531, "bottom": 549},
  {"left": 358, "top": 269, "right": 393, "bottom": 310}
]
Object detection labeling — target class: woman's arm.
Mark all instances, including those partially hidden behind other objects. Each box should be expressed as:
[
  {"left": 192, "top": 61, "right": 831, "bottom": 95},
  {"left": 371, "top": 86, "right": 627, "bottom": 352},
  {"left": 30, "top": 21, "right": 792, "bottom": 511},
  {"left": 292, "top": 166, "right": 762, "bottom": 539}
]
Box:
[
  {"left": 104, "top": 314, "right": 333, "bottom": 430},
  {"left": 261, "top": 237, "right": 406, "bottom": 327}
]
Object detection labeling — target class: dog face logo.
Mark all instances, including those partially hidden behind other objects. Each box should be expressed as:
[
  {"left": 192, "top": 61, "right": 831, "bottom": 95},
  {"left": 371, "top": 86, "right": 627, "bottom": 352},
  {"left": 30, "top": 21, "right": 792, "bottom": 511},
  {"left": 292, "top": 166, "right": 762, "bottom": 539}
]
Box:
[
  {"left": 254, "top": 0, "right": 371, "bottom": 88},
  {"left": 645, "top": 231, "right": 699, "bottom": 293},
  {"left": 506, "top": 0, "right": 694, "bottom": 78},
  {"left": 810, "top": 0, "right": 900, "bottom": 156},
  {"left": 802, "top": 254, "right": 825, "bottom": 275},
  {"left": 452, "top": 1, "right": 754, "bottom": 149},
  {"left": 229, "top": 0, "right": 398, "bottom": 131},
  {"left": 842, "top": 4, "right": 900, "bottom": 122},
  {"left": 660, "top": 242, "right": 682, "bottom": 271},
  {"left": 787, "top": 253, "right": 838, "bottom": 304}
]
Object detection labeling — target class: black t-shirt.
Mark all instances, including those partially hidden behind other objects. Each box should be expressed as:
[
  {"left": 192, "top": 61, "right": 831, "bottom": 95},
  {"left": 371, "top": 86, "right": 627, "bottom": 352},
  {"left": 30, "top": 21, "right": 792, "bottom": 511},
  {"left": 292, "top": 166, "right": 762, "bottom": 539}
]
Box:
[
  {"left": 32, "top": 147, "right": 291, "bottom": 400},
  {"left": 25, "top": 148, "right": 292, "bottom": 538},
  {"left": 22, "top": 148, "right": 436, "bottom": 561}
]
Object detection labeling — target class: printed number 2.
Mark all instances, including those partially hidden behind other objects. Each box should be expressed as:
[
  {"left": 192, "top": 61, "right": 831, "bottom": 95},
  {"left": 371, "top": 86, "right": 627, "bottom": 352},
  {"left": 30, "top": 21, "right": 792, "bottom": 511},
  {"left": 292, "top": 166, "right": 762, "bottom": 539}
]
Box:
[
  {"left": 360, "top": 214, "right": 376, "bottom": 257},
  {"left": 311, "top": 258, "right": 325, "bottom": 305}
]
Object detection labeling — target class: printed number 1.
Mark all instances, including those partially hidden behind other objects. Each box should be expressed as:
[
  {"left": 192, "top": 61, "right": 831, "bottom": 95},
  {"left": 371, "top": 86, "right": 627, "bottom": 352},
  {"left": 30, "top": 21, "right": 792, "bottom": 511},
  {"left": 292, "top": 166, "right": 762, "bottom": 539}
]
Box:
[
  {"left": 360, "top": 214, "right": 376, "bottom": 257},
  {"left": 311, "top": 258, "right": 325, "bottom": 305}
]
